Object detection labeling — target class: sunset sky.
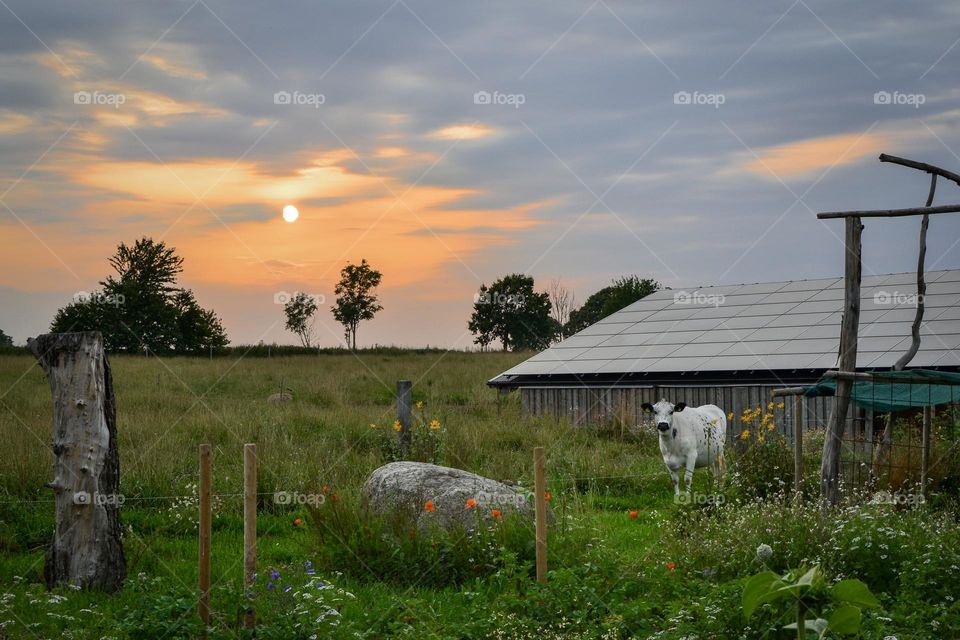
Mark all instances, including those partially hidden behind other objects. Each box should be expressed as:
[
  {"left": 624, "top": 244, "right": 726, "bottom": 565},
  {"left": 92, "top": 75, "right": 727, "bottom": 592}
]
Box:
[{"left": 2, "top": 1, "right": 960, "bottom": 347}]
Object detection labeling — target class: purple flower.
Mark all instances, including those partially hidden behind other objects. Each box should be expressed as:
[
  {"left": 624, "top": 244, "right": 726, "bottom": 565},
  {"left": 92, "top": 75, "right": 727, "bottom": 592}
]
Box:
[
  {"left": 270, "top": 571, "right": 280, "bottom": 580},
  {"left": 304, "top": 561, "right": 312, "bottom": 568},
  {"left": 306, "top": 568, "right": 316, "bottom": 575},
  {"left": 284, "top": 585, "right": 292, "bottom": 592},
  {"left": 267, "top": 582, "right": 274, "bottom": 590}
]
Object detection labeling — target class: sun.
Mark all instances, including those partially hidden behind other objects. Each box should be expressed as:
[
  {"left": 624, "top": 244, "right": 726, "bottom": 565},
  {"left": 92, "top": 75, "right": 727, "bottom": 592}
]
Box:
[{"left": 282, "top": 204, "right": 299, "bottom": 223}]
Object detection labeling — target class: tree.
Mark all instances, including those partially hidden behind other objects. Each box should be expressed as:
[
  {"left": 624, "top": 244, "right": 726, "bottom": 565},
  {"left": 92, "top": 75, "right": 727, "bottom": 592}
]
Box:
[
  {"left": 548, "top": 278, "right": 576, "bottom": 341},
  {"left": 283, "top": 292, "right": 318, "bottom": 347},
  {"left": 331, "top": 259, "right": 382, "bottom": 350},
  {"left": 50, "top": 237, "right": 228, "bottom": 354},
  {"left": 566, "top": 275, "right": 660, "bottom": 335},
  {"left": 0, "top": 329, "right": 13, "bottom": 347},
  {"left": 468, "top": 274, "right": 554, "bottom": 351}
]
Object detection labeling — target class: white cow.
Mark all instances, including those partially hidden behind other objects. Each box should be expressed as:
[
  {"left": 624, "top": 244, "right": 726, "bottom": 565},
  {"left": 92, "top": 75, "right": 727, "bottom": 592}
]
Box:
[{"left": 641, "top": 399, "right": 727, "bottom": 495}]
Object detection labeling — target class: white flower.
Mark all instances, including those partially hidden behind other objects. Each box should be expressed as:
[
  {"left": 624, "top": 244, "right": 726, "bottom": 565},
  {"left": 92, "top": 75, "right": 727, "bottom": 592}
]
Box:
[{"left": 756, "top": 543, "right": 773, "bottom": 562}]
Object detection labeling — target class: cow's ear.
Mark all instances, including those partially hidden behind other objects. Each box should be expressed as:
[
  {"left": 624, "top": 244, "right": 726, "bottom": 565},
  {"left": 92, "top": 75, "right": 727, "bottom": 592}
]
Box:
[
  {"left": 673, "top": 402, "right": 687, "bottom": 412},
  {"left": 641, "top": 402, "right": 654, "bottom": 412}
]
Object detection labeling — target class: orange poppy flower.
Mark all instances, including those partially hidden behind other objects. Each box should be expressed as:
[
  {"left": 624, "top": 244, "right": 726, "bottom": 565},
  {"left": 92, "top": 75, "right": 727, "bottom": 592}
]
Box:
[
  {"left": 666, "top": 561, "right": 676, "bottom": 572},
  {"left": 320, "top": 485, "right": 330, "bottom": 494},
  {"left": 491, "top": 509, "right": 502, "bottom": 520},
  {"left": 544, "top": 492, "right": 552, "bottom": 501},
  {"left": 293, "top": 517, "right": 302, "bottom": 526},
  {"left": 424, "top": 500, "right": 435, "bottom": 512},
  {"left": 464, "top": 498, "right": 478, "bottom": 510},
  {"left": 629, "top": 510, "right": 639, "bottom": 520}
]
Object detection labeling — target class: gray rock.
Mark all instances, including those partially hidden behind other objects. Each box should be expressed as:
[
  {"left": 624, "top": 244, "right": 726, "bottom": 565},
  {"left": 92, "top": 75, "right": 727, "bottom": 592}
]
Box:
[
  {"left": 267, "top": 392, "right": 292, "bottom": 403},
  {"left": 362, "top": 461, "right": 543, "bottom": 530}
]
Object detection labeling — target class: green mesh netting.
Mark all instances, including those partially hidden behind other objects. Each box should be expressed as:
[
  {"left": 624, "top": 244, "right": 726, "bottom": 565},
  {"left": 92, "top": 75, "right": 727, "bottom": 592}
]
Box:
[{"left": 803, "top": 369, "right": 960, "bottom": 412}]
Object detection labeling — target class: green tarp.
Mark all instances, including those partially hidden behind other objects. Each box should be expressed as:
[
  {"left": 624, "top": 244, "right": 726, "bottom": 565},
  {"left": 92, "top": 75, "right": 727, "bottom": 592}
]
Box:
[{"left": 804, "top": 369, "right": 960, "bottom": 412}]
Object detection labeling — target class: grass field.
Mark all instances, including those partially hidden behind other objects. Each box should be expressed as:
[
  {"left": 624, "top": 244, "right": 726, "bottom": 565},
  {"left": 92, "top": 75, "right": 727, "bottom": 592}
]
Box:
[{"left": 1, "top": 351, "right": 958, "bottom": 638}]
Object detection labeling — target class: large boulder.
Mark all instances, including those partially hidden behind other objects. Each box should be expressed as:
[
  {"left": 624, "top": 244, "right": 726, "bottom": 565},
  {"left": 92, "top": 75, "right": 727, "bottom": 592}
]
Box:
[{"left": 362, "top": 461, "right": 542, "bottom": 530}]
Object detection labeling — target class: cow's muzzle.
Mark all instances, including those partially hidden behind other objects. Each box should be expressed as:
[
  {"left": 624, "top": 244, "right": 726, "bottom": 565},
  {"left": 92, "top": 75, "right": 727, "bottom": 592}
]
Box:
[{"left": 657, "top": 422, "right": 669, "bottom": 432}]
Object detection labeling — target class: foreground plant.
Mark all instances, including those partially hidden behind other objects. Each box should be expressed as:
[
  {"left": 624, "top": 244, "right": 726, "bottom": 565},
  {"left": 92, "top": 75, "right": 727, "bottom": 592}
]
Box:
[{"left": 743, "top": 564, "right": 879, "bottom": 638}]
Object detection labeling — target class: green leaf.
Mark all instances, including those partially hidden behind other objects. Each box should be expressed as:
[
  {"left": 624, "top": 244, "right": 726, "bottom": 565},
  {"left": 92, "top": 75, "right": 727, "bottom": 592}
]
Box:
[
  {"left": 743, "top": 571, "right": 780, "bottom": 619},
  {"left": 832, "top": 579, "right": 880, "bottom": 609},
  {"left": 827, "top": 605, "right": 862, "bottom": 635}
]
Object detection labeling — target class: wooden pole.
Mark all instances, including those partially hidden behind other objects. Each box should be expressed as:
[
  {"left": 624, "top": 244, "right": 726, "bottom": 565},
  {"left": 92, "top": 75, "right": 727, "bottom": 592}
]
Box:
[
  {"left": 533, "top": 446, "right": 547, "bottom": 584},
  {"left": 243, "top": 444, "right": 257, "bottom": 628},
  {"left": 793, "top": 395, "right": 803, "bottom": 496},
  {"left": 821, "top": 216, "right": 863, "bottom": 506},
  {"left": 397, "top": 380, "right": 412, "bottom": 455},
  {"left": 817, "top": 203, "right": 960, "bottom": 219},
  {"left": 879, "top": 153, "right": 960, "bottom": 188},
  {"left": 27, "top": 332, "right": 126, "bottom": 591},
  {"left": 198, "top": 444, "right": 212, "bottom": 628},
  {"left": 921, "top": 406, "right": 931, "bottom": 495}
]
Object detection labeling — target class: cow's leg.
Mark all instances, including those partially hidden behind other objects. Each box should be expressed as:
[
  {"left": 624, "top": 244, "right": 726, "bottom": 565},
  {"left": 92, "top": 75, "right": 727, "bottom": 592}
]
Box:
[
  {"left": 683, "top": 452, "right": 697, "bottom": 495},
  {"left": 667, "top": 465, "right": 681, "bottom": 496}
]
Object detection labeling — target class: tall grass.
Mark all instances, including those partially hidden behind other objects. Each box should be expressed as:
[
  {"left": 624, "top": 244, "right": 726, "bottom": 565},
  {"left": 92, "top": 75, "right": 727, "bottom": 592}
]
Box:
[{"left": 0, "top": 352, "right": 667, "bottom": 503}]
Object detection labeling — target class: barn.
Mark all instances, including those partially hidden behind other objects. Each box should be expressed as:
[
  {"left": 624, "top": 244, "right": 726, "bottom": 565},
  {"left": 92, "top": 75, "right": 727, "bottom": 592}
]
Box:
[{"left": 488, "top": 270, "right": 960, "bottom": 438}]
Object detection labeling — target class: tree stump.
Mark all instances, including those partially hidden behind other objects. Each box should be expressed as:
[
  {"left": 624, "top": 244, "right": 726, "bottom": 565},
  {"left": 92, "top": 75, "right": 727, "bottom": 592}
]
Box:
[{"left": 28, "top": 332, "right": 126, "bottom": 591}]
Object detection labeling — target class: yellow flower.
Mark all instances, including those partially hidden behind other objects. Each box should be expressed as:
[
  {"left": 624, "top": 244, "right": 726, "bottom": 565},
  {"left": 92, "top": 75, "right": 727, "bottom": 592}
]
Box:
[
  {"left": 727, "top": 412, "right": 734, "bottom": 421},
  {"left": 767, "top": 424, "right": 775, "bottom": 432},
  {"left": 767, "top": 402, "right": 774, "bottom": 410},
  {"left": 739, "top": 429, "right": 751, "bottom": 441},
  {"left": 369, "top": 423, "right": 377, "bottom": 429},
  {"left": 777, "top": 402, "right": 785, "bottom": 409},
  {"left": 416, "top": 401, "right": 424, "bottom": 409},
  {"left": 757, "top": 434, "right": 765, "bottom": 444},
  {"left": 393, "top": 420, "right": 402, "bottom": 432},
  {"left": 429, "top": 419, "right": 441, "bottom": 430}
]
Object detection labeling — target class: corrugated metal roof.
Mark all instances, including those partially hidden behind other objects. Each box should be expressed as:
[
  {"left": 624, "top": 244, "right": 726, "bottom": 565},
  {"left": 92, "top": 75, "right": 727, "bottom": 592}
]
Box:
[{"left": 491, "top": 270, "right": 960, "bottom": 385}]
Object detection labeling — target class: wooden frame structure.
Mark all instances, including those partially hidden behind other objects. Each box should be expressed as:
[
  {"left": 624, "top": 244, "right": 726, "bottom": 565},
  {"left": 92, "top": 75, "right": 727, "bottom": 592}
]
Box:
[{"left": 816, "top": 154, "right": 960, "bottom": 504}]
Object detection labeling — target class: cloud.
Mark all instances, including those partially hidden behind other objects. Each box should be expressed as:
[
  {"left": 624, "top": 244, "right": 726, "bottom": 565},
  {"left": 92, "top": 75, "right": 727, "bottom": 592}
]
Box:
[
  {"left": 742, "top": 131, "right": 890, "bottom": 179},
  {"left": 429, "top": 123, "right": 496, "bottom": 140}
]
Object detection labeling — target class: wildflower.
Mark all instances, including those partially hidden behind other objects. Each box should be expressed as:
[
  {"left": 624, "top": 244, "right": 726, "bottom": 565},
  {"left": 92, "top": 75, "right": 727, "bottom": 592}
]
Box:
[
  {"left": 767, "top": 424, "right": 775, "bottom": 432},
  {"left": 727, "top": 412, "right": 734, "bottom": 421},
  {"left": 464, "top": 498, "right": 477, "bottom": 510},
  {"left": 369, "top": 423, "right": 377, "bottom": 429},
  {"left": 304, "top": 561, "right": 313, "bottom": 568},
  {"left": 629, "top": 510, "right": 639, "bottom": 520},
  {"left": 544, "top": 492, "right": 552, "bottom": 501},
  {"left": 320, "top": 486, "right": 330, "bottom": 494},
  {"left": 424, "top": 500, "right": 435, "bottom": 512},
  {"left": 416, "top": 401, "right": 424, "bottom": 409},
  {"left": 757, "top": 434, "right": 765, "bottom": 444},
  {"left": 666, "top": 561, "right": 676, "bottom": 572},
  {"left": 393, "top": 420, "right": 402, "bottom": 432},
  {"left": 330, "top": 493, "right": 339, "bottom": 503},
  {"left": 271, "top": 571, "right": 281, "bottom": 580},
  {"left": 756, "top": 543, "right": 773, "bottom": 562},
  {"left": 767, "top": 402, "right": 774, "bottom": 410},
  {"left": 293, "top": 518, "right": 302, "bottom": 526},
  {"left": 739, "top": 429, "right": 751, "bottom": 441},
  {"left": 267, "top": 582, "right": 275, "bottom": 590},
  {"left": 284, "top": 585, "right": 292, "bottom": 592},
  {"left": 777, "top": 402, "right": 785, "bottom": 409},
  {"left": 491, "top": 509, "right": 502, "bottom": 520},
  {"left": 429, "top": 419, "right": 441, "bottom": 430}
]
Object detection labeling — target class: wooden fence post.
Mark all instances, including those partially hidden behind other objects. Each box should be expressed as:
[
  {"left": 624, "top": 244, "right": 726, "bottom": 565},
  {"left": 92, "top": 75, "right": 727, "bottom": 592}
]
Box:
[
  {"left": 397, "top": 380, "right": 412, "bottom": 455},
  {"left": 822, "top": 216, "right": 863, "bottom": 505},
  {"left": 921, "top": 406, "right": 931, "bottom": 495},
  {"left": 198, "top": 444, "right": 212, "bottom": 628},
  {"left": 27, "top": 332, "right": 126, "bottom": 591},
  {"left": 243, "top": 444, "right": 257, "bottom": 628},
  {"left": 793, "top": 395, "right": 803, "bottom": 496},
  {"left": 533, "top": 446, "right": 547, "bottom": 584}
]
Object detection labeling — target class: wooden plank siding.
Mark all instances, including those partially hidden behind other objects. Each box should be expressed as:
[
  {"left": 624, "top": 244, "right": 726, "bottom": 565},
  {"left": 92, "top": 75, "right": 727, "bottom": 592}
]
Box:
[{"left": 518, "top": 385, "right": 850, "bottom": 441}]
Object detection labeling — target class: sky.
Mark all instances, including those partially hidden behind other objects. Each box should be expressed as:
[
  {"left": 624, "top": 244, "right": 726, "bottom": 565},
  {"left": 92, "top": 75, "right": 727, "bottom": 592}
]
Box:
[{"left": 1, "top": 0, "right": 960, "bottom": 348}]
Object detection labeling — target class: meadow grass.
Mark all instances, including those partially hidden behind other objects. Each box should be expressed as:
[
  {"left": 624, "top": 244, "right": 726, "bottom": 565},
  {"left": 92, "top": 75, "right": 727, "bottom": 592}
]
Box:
[{"left": 0, "top": 352, "right": 956, "bottom": 638}]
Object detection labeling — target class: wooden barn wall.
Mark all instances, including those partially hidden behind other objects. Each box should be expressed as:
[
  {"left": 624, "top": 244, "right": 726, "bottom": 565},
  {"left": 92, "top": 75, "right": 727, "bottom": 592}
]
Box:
[{"left": 518, "top": 385, "right": 849, "bottom": 443}]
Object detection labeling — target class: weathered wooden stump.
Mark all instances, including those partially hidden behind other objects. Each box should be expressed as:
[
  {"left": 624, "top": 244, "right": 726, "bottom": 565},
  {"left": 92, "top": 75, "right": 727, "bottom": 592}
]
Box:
[{"left": 28, "top": 332, "right": 126, "bottom": 591}]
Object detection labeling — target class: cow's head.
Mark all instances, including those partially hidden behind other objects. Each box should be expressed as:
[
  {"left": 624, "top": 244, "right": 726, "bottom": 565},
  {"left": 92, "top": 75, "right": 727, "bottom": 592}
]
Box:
[{"left": 641, "top": 399, "right": 687, "bottom": 433}]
